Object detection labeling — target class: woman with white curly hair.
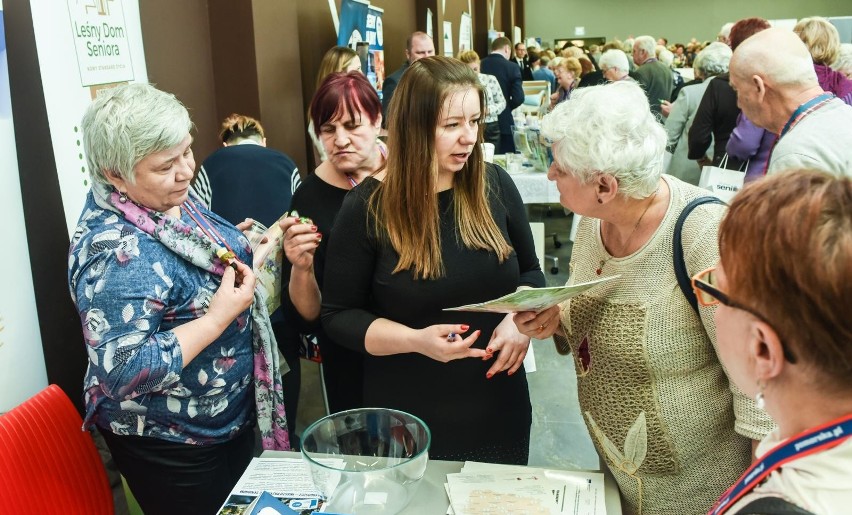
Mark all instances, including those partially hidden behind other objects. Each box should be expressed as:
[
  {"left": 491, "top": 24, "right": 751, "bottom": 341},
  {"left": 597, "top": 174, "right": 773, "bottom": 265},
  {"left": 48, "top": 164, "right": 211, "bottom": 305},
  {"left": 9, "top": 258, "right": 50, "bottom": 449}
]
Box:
[{"left": 513, "top": 81, "right": 773, "bottom": 514}]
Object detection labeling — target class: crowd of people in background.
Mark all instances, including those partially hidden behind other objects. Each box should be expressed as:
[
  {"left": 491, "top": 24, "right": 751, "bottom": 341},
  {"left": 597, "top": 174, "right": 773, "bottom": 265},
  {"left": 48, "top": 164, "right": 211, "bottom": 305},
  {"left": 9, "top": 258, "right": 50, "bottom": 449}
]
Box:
[{"left": 64, "top": 12, "right": 852, "bottom": 515}]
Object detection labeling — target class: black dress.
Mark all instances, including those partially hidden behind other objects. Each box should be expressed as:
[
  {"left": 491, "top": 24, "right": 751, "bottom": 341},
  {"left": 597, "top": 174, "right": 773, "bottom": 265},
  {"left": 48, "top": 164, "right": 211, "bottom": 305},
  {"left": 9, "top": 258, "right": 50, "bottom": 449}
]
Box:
[
  {"left": 282, "top": 173, "right": 365, "bottom": 413},
  {"left": 321, "top": 165, "right": 544, "bottom": 464}
]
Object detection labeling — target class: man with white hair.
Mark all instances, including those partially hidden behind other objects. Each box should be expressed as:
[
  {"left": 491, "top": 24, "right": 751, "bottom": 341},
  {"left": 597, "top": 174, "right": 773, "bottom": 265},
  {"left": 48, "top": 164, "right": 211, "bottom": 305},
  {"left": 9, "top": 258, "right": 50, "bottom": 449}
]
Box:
[
  {"left": 633, "top": 35, "right": 673, "bottom": 117},
  {"left": 729, "top": 28, "right": 852, "bottom": 176},
  {"left": 598, "top": 49, "right": 635, "bottom": 83}
]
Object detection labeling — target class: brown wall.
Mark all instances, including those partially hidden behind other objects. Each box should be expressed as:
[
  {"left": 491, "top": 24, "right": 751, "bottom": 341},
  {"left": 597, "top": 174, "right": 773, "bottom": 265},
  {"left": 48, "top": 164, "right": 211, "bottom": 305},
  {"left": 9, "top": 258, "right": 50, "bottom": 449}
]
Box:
[
  {"left": 140, "top": 0, "right": 220, "bottom": 171},
  {"left": 251, "top": 1, "right": 307, "bottom": 171}
]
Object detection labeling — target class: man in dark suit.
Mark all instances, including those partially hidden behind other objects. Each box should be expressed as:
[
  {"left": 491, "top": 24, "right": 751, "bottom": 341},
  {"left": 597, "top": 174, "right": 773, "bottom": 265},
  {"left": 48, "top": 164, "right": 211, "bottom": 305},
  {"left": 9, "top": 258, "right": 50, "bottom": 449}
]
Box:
[
  {"left": 481, "top": 37, "right": 525, "bottom": 154},
  {"left": 381, "top": 31, "right": 435, "bottom": 127},
  {"left": 510, "top": 42, "right": 534, "bottom": 81}
]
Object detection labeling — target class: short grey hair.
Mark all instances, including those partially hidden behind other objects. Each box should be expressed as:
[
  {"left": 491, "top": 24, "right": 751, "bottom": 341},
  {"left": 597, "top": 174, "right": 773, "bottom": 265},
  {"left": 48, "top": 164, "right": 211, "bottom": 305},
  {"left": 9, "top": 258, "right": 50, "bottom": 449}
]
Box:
[
  {"left": 81, "top": 83, "right": 192, "bottom": 185},
  {"left": 540, "top": 81, "right": 665, "bottom": 199},
  {"left": 633, "top": 36, "right": 656, "bottom": 57},
  {"left": 695, "top": 42, "right": 731, "bottom": 78},
  {"left": 598, "top": 49, "right": 629, "bottom": 73}
]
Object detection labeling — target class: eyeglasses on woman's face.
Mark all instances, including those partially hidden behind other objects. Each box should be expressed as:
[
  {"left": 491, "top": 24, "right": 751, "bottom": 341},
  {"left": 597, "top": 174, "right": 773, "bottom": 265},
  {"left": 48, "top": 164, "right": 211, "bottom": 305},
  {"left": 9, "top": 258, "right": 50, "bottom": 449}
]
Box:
[{"left": 691, "top": 266, "right": 797, "bottom": 363}]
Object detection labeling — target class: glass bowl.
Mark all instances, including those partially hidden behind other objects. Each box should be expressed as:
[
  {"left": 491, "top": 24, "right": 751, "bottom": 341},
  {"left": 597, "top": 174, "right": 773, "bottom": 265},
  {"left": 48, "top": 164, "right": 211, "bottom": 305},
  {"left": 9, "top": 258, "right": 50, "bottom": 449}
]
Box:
[{"left": 301, "top": 408, "right": 431, "bottom": 514}]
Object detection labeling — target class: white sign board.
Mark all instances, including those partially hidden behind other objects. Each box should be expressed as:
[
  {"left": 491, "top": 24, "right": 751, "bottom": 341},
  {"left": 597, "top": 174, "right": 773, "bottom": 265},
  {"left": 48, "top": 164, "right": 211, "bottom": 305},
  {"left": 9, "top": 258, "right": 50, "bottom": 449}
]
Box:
[
  {"left": 31, "top": 0, "right": 148, "bottom": 236},
  {"left": 68, "top": 0, "right": 136, "bottom": 86}
]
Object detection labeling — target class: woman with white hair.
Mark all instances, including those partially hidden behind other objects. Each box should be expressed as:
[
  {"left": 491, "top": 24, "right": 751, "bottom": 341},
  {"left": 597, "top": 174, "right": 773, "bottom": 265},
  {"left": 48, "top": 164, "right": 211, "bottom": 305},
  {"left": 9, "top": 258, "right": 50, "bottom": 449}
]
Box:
[
  {"left": 514, "top": 82, "right": 773, "bottom": 514},
  {"left": 665, "top": 42, "right": 731, "bottom": 184},
  {"left": 68, "top": 83, "right": 290, "bottom": 513},
  {"left": 598, "top": 49, "right": 635, "bottom": 83}
]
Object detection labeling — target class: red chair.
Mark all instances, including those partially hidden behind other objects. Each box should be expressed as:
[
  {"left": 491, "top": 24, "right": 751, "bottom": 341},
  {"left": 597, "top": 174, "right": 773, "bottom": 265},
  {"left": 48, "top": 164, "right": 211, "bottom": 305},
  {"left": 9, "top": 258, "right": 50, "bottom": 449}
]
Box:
[{"left": 0, "top": 384, "right": 114, "bottom": 514}]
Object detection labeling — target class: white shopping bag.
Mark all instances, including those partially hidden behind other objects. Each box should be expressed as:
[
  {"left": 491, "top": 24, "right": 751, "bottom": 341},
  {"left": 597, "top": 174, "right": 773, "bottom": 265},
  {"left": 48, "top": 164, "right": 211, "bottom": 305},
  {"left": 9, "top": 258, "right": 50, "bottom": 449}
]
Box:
[{"left": 698, "top": 155, "right": 745, "bottom": 203}]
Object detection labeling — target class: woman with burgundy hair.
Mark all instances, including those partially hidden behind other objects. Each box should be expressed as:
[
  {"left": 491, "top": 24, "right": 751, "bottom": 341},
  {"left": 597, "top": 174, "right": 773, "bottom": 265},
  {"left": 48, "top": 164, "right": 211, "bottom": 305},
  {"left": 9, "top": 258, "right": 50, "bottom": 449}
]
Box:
[
  {"left": 699, "top": 169, "right": 852, "bottom": 514},
  {"left": 279, "top": 71, "right": 386, "bottom": 413}
]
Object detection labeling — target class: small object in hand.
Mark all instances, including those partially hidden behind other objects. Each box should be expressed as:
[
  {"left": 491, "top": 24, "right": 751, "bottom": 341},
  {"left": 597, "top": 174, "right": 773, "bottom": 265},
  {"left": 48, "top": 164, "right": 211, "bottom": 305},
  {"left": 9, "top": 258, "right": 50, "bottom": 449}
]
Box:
[
  {"left": 216, "top": 247, "right": 238, "bottom": 270},
  {"left": 446, "top": 332, "right": 457, "bottom": 342}
]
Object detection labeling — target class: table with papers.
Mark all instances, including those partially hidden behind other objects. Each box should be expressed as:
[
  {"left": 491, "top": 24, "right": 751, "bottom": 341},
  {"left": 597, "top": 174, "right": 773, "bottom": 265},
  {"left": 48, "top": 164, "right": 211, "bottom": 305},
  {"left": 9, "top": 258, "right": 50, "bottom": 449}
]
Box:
[{"left": 239, "top": 451, "right": 623, "bottom": 514}]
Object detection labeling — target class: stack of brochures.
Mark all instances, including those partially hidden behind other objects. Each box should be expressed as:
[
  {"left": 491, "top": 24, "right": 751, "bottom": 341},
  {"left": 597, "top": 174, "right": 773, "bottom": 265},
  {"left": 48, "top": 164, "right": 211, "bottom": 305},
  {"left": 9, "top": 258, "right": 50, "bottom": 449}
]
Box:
[
  {"left": 217, "top": 457, "right": 341, "bottom": 515},
  {"left": 445, "top": 462, "right": 606, "bottom": 515}
]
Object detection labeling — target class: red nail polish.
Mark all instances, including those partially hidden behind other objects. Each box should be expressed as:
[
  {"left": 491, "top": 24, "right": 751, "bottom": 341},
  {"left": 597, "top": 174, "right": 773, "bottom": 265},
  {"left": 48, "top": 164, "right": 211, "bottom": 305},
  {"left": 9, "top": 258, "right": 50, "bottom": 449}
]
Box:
[
  {"left": 460, "top": 324, "right": 469, "bottom": 331},
  {"left": 311, "top": 225, "right": 317, "bottom": 232},
  {"left": 486, "top": 372, "right": 493, "bottom": 379},
  {"left": 316, "top": 233, "right": 322, "bottom": 239}
]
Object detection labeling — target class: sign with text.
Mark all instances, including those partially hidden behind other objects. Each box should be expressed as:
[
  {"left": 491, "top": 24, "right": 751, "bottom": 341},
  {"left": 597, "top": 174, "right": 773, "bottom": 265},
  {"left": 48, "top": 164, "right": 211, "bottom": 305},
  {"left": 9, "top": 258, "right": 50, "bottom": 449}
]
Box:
[
  {"left": 67, "top": 0, "right": 135, "bottom": 86},
  {"left": 30, "top": 0, "right": 147, "bottom": 236}
]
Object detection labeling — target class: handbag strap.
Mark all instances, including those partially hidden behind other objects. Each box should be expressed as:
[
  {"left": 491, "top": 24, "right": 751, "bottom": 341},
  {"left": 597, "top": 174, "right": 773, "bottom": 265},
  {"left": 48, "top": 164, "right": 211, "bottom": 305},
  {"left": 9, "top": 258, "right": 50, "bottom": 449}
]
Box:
[{"left": 674, "top": 196, "right": 726, "bottom": 313}]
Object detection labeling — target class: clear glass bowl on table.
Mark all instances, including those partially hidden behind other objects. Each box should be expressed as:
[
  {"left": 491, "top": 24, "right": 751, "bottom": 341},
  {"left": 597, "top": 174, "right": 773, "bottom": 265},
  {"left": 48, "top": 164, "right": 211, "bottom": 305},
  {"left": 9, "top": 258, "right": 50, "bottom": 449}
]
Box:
[{"left": 301, "top": 408, "right": 431, "bottom": 515}]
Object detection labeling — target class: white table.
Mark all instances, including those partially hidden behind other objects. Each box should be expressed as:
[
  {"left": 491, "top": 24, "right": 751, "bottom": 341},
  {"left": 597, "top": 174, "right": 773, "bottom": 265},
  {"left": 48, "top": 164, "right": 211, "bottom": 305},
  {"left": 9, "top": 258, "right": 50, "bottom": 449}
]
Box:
[{"left": 260, "top": 450, "right": 623, "bottom": 514}]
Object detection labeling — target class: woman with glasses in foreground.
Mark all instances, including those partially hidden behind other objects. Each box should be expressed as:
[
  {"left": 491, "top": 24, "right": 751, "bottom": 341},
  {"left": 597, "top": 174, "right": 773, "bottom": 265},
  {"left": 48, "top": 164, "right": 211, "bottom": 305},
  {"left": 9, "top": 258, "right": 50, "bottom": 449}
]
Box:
[{"left": 695, "top": 169, "right": 852, "bottom": 514}]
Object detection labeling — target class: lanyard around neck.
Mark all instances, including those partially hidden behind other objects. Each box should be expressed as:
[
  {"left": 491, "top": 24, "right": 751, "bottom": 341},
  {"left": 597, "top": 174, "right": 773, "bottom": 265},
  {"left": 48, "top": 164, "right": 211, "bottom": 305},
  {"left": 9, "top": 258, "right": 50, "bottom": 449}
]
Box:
[
  {"left": 764, "top": 93, "right": 834, "bottom": 176},
  {"left": 708, "top": 412, "right": 852, "bottom": 515},
  {"left": 183, "top": 199, "right": 238, "bottom": 263},
  {"left": 778, "top": 93, "right": 834, "bottom": 139}
]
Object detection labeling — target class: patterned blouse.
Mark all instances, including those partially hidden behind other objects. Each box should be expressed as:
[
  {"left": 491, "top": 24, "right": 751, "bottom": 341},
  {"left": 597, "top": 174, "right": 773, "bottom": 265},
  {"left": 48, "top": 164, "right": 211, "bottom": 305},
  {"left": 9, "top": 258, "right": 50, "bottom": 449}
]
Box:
[
  {"left": 479, "top": 72, "right": 507, "bottom": 123},
  {"left": 68, "top": 191, "right": 255, "bottom": 445}
]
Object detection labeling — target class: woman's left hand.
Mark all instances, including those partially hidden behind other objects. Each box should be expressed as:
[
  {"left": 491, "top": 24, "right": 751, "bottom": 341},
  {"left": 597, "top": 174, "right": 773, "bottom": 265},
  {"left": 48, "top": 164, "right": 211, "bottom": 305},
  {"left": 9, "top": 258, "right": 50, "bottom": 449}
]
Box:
[
  {"left": 513, "top": 305, "right": 561, "bottom": 340},
  {"left": 483, "top": 313, "right": 531, "bottom": 378}
]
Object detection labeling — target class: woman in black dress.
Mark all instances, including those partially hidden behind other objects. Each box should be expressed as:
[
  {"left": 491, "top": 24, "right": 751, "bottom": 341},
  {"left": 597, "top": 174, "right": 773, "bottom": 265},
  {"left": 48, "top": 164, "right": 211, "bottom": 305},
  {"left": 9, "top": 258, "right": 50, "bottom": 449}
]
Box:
[
  {"left": 281, "top": 72, "right": 386, "bottom": 413},
  {"left": 320, "top": 56, "right": 544, "bottom": 464}
]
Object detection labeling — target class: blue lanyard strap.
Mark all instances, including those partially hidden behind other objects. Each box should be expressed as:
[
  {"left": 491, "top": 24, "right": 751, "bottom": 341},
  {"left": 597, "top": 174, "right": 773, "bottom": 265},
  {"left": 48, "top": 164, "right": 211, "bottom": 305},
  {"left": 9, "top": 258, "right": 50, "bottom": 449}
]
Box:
[
  {"left": 779, "top": 93, "right": 834, "bottom": 138},
  {"left": 709, "top": 413, "right": 852, "bottom": 515}
]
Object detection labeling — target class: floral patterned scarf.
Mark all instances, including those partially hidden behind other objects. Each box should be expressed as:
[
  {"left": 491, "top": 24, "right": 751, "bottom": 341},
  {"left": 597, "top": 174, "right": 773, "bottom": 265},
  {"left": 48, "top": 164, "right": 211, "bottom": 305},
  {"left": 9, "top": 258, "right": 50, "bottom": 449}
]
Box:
[{"left": 92, "top": 181, "right": 290, "bottom": 450}]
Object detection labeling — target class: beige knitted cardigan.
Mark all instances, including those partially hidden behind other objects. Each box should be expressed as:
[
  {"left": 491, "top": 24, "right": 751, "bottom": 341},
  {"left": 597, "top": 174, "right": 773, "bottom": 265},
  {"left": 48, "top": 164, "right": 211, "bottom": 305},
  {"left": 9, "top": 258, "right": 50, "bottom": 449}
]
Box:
[{"left": 558, "top": 176, "right": 774, "bottom": 515}]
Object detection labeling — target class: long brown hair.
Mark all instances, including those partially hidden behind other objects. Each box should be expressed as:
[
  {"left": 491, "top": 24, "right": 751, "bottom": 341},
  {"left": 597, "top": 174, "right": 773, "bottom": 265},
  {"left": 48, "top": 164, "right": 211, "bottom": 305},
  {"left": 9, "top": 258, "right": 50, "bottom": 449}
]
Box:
[{"left": 371, "top": 56, "right": 511, "bottom": 279}]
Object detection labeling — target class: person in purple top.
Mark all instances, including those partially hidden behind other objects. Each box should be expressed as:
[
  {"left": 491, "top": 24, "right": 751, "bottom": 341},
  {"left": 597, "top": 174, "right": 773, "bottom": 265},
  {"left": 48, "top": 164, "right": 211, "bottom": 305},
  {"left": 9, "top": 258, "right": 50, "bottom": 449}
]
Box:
[{"left": 795, "top": 17, "right": 852, "bottom": 105}]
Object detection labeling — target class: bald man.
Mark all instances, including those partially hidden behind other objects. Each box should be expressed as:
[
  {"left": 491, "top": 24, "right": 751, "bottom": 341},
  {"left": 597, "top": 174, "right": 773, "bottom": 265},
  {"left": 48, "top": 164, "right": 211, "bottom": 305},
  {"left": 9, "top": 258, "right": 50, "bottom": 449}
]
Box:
[
  {"left": 729, "top": 28, "right": 852, "bottom": 176},
  {"left": 381, "top": 31, "right": 435, "bottom": 126}
]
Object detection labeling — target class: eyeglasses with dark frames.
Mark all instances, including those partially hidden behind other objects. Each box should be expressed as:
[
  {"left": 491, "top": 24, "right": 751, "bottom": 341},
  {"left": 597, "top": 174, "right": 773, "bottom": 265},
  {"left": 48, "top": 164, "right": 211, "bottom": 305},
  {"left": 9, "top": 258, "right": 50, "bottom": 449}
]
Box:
[{"left": 692, "top": 266, "right": 797, "bottom": 363}]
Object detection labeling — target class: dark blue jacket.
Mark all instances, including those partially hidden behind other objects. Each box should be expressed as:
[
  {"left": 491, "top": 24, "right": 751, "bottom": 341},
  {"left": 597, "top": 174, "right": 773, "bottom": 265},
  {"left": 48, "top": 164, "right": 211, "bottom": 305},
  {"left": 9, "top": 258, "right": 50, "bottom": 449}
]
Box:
[
  {"left": 480, "top": 53, "right": 525, "bottom": 135},
  {"left": 201, "top": 142, "right": 299, "bottom": 228}
]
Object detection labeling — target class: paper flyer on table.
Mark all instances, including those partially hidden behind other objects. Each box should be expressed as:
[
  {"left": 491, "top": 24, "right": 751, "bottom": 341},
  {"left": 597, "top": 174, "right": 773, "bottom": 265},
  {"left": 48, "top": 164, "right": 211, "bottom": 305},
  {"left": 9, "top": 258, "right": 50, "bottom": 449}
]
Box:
[
  {"left": 217, "top": 457, "right": 343, "bottom": 514},
  {"left": 443, "top": 276, "right": 619, "bottom": 313},
  {"left": 445, "top": 462, "right": 606, "bottom": 515}
]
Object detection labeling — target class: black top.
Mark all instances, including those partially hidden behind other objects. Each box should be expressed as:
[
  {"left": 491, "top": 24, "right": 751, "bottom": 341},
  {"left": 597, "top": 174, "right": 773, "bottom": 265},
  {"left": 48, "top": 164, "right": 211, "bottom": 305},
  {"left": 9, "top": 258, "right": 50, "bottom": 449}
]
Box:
[
  {"left": 281, "top": 172, "right": 364, "bottom": 412},
  {"left": 321, "top": 165, "right": 544, "bottom": 462},
  {"left": 687, "top": 73, "right": 746, "bottom": 169}
]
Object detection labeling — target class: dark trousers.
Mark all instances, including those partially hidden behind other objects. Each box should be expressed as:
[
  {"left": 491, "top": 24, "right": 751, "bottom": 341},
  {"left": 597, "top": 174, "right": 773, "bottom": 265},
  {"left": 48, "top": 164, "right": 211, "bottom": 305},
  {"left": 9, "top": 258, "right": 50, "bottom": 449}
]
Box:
[
  {"left": 99, "top": 426, "right": 255, "bottom": 515},
  {"left": 484, "top": 122, "right": 501, "bottom": 148},
  {"left": 499, "top": 131, "right": 516, "bottom": 154},
  {"left": 318, "top": 334, "right": 364, "bottom": 414},
  {"left": 272, "top": 320, "right": 301, "bottom": 448}
]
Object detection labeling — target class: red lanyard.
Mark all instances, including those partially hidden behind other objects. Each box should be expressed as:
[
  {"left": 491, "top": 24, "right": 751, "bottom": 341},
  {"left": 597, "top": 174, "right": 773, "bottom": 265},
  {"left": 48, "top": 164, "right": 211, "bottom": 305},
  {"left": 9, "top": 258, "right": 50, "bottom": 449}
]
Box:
[{"left": 183, "top": 199, "right": 240, "bottom": 265}]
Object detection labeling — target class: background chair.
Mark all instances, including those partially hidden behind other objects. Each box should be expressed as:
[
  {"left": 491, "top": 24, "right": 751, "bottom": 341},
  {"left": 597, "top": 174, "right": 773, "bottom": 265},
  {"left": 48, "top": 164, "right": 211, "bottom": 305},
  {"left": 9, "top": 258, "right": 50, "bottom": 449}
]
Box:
[{"left": 0, "top": 384, "right": 114, "bottom": 514}]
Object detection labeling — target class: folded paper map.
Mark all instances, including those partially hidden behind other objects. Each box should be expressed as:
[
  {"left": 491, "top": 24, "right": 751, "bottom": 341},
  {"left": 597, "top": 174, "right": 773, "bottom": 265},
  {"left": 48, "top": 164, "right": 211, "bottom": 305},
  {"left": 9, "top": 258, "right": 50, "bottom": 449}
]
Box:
[{"left": 443, "top": 276, "right": 619, "bottom": 313}]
